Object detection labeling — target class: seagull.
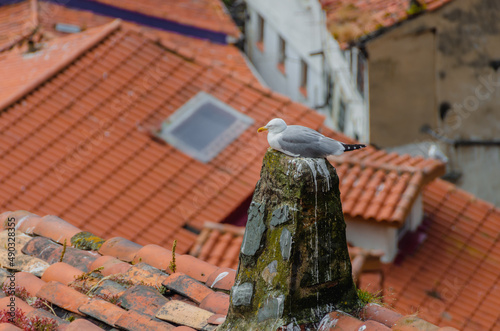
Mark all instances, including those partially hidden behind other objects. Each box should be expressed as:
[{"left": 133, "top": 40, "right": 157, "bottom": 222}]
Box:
[{"left": 258, "top": 118, "right": 366, "bottom": 158}]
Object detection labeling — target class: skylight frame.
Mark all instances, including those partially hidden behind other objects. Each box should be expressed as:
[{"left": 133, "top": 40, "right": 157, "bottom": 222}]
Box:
[{"left": 160, "top": 91, "right": 254, "bottom": 163}]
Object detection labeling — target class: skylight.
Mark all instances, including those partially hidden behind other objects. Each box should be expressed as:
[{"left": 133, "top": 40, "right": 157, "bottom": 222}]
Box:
[{"left": 159, "top": 92, "right": 254, "bottom": 163}]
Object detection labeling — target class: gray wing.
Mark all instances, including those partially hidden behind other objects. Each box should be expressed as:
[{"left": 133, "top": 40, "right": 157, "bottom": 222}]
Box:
[{"left": 279, "top": 125, "right": 344, "bottom": 157}]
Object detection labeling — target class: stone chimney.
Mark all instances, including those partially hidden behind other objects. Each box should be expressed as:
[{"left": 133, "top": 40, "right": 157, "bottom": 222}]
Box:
[{"left": 220, "top": 150, "right": 358, "bottom": 330}]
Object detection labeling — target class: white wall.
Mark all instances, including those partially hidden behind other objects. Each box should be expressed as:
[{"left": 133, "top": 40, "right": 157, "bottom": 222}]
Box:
[
  {"left": 245, "top": 0, "right": 370, "bottom": 143},
  {"left": 345, "top": 220, "right": 398, "bottom": 263},
  {"left": 245, "top": 0, "right": 325, "bottom": 107}
]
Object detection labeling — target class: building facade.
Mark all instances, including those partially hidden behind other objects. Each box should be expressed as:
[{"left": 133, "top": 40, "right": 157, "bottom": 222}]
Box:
[{"left": 244, "top": 0, "right": 369, "bottom": 142}]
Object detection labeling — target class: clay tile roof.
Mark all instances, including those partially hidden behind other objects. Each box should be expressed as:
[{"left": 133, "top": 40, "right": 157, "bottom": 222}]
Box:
[
  {"left": 0, "top": 1, "right": 36, "bottom": 52},
  {"left": 190, "top": 222, "right": 245, "bottom": 269},
  {"left": 324, "top": 127, "right": 445, "bottom": 225},
  {"left": 320, "top": 0, "right": 454, "bottom": 48},
  {"left": 9, "top": 0, "right": 256, "bottom": 90},
  {"left": 384, "top": 179, "right": 500, "bottom": 330},
  {"left": 0, "top": 1, "right": 254, "bottom": 86},
  {"left": 191, "top": 180, "right": 498, "bottom": 330},
  {"left": 0, "top": 21, "right": 320, "bottom": 253},
  {"left": 0, "top": 20, "right": 120, "bottom": 111},
  {"left": 0, "top": 210, "right": 458, "bottom": 330},
  {"left": 91, "top": 0, "right": 241, "bottom": 39}
]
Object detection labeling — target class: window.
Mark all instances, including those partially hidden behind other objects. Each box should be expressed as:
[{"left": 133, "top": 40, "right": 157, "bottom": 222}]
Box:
[
  {"left": 55, "top": 23, "right": 82, "bottom": 33},
  {"left": 257, "top": 14, "right": 265, "bottom": 49},
  {"left": 357, "top": 51, "right": 365, "bottom": 98},
  {"left": 278, "top": 36, "right": 286, "bottom": 73},
  {"left": 159, "top": 92, "right": 254, "bottom": 163},
  {"left": 300, "top": 59, "right": 308, "bottom": 96},
  {"left": 338, "top": 99, "right": 346, "bottom": 132}
]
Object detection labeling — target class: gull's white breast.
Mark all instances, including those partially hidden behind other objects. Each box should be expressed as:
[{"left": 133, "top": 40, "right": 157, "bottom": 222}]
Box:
[{"left": 267, "top": 132, "right": 299, "bottom": 157}]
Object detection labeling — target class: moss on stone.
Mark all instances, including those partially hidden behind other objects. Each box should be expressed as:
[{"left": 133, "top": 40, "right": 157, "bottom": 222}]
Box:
[
  {"left": 220, "top": 150, "right": 359, "bottom": 330},
  {"left": 71, "top": 231, "right": 105, "bottom": 251},
  {"left": 407, "top": 0, "right": 427, "bottom": 15}
]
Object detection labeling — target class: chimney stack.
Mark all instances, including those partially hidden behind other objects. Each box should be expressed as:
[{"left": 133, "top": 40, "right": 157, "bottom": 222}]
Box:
[{"left": 220, "top": 150, "right": 358, "bottom": 330}]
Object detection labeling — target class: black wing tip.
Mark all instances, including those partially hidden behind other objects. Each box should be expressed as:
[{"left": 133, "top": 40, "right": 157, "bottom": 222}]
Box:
[{"left": 341, "top": 143, "right": 367, "bottom": 151}]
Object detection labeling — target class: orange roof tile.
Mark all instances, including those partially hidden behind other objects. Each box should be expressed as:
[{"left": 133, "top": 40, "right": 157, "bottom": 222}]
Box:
[
  {"left": 0, "top": 1, "right": 254, "bottom": 87},
  {"left": 44, "top": 2, "right": 252, "bottom": 79},
  {"left": 91, "top": 0, "right": 240, "bottom": 38},
  {"left": 0, "top": 20, "right": 120, "bottom": 111},
  {"left": 0, "top": 210, "right": 458, "bottom": 330},
  {"left": 329, "top": 151, "right": 444, "bottom": 225},
  {"left": 320, "top": 0, "right": 454, "bottom": 48},
  {"left": 0, "top": 1, "right": 36, "bottom": 52},
  {"left": 192, "top": 178, "right": 498, "bottom": 329},
  {"left": 383, "top": 179, "right": 500, "bottom": 330},
  {"left": 0, "top": 21, "right": 323, "bottom": 253}
]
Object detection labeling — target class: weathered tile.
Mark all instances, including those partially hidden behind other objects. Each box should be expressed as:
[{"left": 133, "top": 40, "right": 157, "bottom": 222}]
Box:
[
  {"left": 36, "top": 281, "right": 90, "bottom": 315},
  {"left": 205, "top": 268, "right": 235, "bottom": 291},
  {"left": 199, "top": 291, "right": 229, "bottom": 315},
  {"left": 98, "top": 237, "right": 142, "bottom": 262},
  {"left": 162, "top": 273, "right": 213, "bottom": 304},
  {"left": 78, "top": 298, "right": 126, "bottom": 326},
  {"left": 0, "top": 251, "right": 49, "bottom": 277},
  {"left": 64, "top": 318, "right": 103, "bottom": 330},
  {"left": 70, "top": 231, "right": 105, "bottom": 251},
  {"left": 115, "top": 309, "right": 175, "bottom": 331},
  {"left": 119, "top": 284, "right": 167, "bottom": 316},
  {"left": 7, "top": 271, "right": 46, "bottom": 297},
  {"left": 89, "top": 255, "right": 131, "bottom": 276},
  {"left": 25, "top": 308, "right": 69, "bottom": 327},
  {"left": 156, "top": 300, "right": 214, "bottom": 330},
  {"left": 175, "top": 255, "right": 218, "bottom": 283},
  {"left": 132, "top": 244, "right": 172, "bottom": 270},
  {"left": 121, "top": 262, "right": 168, "bottom": 287},
  {"left": 41, "top": 262, "right": 84, "bottom": 285},
  {"left": 33, "top": 215, "right": 81, "bottom": 245}
]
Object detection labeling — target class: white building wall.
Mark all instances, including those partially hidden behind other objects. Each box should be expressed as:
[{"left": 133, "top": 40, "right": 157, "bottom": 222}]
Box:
[
  {"left": 246, "top": 0, "right": 325, "bottom": 108},
  {"left": 245, "top": 0, "right": 370, "bottom": 143},
  {"left": 345, "top": 220, "right": 398, "bottom": 263}
]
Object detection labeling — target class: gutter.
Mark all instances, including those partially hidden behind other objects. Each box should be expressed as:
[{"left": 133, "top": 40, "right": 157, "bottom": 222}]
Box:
[{"left": 421, "top": 125, "right": 500, "bottom": 147}]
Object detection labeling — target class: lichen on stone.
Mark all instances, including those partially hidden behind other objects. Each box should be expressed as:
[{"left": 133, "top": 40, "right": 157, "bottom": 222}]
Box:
[
  {"left": 70, "top": 231, "right": 105, "bottom": 251},
  {"left": 220, "top": 150, "right": 358, "bottom": 330}
]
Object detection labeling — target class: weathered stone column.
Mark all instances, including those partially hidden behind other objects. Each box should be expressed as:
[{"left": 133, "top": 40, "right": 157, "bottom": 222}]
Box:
[{"left": 220, "top": 150, "right": 358, "bottom": 330}]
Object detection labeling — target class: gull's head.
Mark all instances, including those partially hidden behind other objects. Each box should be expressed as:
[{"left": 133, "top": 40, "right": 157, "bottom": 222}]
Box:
[{"left": 257, "top": 118, "right": 287, "bottom": 134}]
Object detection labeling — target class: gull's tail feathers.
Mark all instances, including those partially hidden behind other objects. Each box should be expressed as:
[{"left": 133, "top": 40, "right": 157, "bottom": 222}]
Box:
[{"left": 341, "top": 143, "right": 366, "bottom": 152}]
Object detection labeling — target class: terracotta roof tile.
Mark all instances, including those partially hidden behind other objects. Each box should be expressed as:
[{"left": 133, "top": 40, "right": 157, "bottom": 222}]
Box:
[
  {"left": 205, "top": 267, "right": 236, "bottom": 291},
  {"left": 157, "top": 300, "right": 215, "bottom": 329},
  {"left": 320, "top": 0, "right": 454, "bottom": 48},
  {"left": 327, "top": 145, "right": 444, "bottom": 224},
  {"left": 383, "top": 179, "right": 500, "bottom": 329},
  {"left": 0, "top": 1, "right": 35, "bottom": 52},
  {"left": 199, "top": 291, "right": 230, "bottom": 315},
  {"left": 119, "top": 284, "right": 168, "bottom": 317},
  {"left": 78, "top": 298, "right": 126, "bottom": 327},
  {"left": 189, "top": 180, "right": 496, "bottom": 330},
  {"left": 0, "top": 325, "right": 21, "bottom": 331},
  {"left": 0, "top": 210, "right": 457, "bottom": 330},
  {"left": 0, "top": 16, "right": 281, "bottom": 241},
  {"left": 98, "top": 237, "right": 142, "bottom": 262},
  {"left": 64, "top": 318, "right": 103, "bottom": 330},
  {"left": 36, "top": 281, "right": 90, "bottom": 315},
  {"left": 0, "top": 20, "right": 120, "bottom": 110},
  {"left": 0, "top": 297, "right": 34, "bottom": 315},
  {"left": 162, "top": 273, "right": 214, "bottom": 304},
  {"left": 115, "top": 309, "right": 174, "bottom": 330},
  {"left": 41, "top": 262, "right": 84, "bottom": 285}
]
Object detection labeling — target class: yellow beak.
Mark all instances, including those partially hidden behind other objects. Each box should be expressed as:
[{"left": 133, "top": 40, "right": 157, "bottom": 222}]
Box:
[{"left": 257, "top": 127, "right": 268, "bottom": 133}]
